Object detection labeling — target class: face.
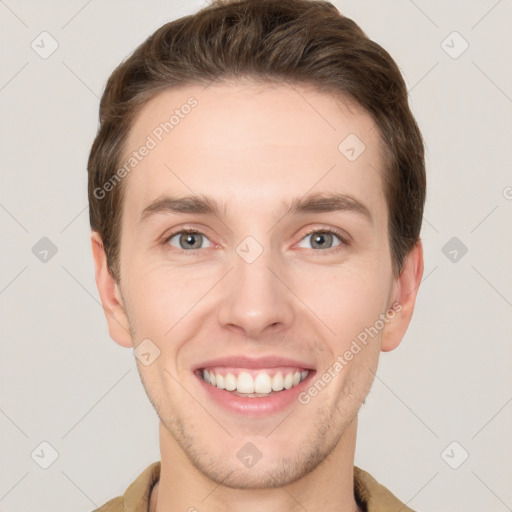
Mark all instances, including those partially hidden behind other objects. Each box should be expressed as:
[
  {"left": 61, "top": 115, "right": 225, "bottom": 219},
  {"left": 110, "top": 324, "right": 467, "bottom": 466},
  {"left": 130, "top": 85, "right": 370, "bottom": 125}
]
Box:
[{"left": 94, "top": 81, "right": 418, "bottom": 489}]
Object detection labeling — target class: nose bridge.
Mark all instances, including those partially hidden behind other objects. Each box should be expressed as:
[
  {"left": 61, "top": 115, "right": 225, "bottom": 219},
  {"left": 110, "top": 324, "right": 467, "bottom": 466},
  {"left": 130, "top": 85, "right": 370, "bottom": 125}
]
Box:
[{"left": 217, "top": 236, "right": 295, "bottom": 336}]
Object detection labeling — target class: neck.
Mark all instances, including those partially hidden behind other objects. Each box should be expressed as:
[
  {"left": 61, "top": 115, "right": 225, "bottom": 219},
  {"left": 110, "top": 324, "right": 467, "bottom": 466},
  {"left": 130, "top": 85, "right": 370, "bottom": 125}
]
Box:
[{"left": 151, "top": 417, "right": 361, "bottom": 512}]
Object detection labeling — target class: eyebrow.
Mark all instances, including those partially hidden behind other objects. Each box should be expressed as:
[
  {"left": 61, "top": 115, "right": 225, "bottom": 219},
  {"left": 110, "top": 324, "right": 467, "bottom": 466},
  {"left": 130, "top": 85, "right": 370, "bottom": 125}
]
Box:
[{"left": 139, "top": 192, "right": 372, "bottom": 224}]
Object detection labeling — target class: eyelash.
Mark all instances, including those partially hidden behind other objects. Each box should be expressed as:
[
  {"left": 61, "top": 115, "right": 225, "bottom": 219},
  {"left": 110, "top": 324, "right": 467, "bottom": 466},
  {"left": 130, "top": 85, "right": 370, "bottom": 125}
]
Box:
[{"left": 163, "top": 226, "right": 349, "bottom": 255}]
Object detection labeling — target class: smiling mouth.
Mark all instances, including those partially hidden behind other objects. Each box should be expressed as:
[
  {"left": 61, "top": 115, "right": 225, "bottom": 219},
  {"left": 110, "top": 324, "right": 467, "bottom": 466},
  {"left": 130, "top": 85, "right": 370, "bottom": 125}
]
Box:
[{"left": 197, "top": 367, "right": 310, "bottom": 397}]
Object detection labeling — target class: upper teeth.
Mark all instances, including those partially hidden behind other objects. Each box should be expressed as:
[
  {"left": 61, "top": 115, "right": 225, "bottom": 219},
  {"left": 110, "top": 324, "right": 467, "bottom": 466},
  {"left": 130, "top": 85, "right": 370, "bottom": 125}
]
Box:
[{"left": 202, "top": 369, "right": 309, "bottom": 394}]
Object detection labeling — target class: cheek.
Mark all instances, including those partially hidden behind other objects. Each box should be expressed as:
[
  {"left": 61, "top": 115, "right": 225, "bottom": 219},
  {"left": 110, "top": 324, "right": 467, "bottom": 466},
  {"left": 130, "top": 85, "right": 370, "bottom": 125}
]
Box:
[
  {"left": 294, "top": 266, "right": 389, "bottom": 344},
  {"left": 123, "top": 261, "right": 217, "bottom": 338}
]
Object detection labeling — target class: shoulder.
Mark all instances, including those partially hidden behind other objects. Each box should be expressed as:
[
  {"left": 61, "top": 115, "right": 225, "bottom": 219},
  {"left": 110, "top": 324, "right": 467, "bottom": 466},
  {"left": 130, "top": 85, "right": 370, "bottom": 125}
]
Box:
[
  {"left": 354, "top": 466, "right": 417, "bottom": 512},
  {"left": 92, "top": 461, "right": 161, "bottom": 512},
  {"left": 92, "top": 496, "right": 123, "bottom": 511}
]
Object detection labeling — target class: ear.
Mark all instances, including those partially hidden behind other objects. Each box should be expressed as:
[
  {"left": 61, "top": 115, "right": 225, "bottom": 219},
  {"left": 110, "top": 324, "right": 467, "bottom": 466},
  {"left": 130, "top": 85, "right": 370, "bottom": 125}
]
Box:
[
  {"left": 381, "top": 240, "right": 424, "bottom": 352},
  {"left": 91, "top": 231, "right": 133, "bottom": 348}
]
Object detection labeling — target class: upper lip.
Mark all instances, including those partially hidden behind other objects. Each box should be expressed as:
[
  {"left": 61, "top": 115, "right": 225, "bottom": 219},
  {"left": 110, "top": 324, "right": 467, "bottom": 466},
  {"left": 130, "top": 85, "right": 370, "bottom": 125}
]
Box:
[{"left": 193, "top": 355, "right": 315, "bottom": 371}]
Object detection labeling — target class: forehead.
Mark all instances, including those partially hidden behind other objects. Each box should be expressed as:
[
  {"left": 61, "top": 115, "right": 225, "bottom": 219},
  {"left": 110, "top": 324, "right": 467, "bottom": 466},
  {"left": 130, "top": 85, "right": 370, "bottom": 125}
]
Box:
[{"left": 121, "top": 81, "right": 386, "bottom": 223}]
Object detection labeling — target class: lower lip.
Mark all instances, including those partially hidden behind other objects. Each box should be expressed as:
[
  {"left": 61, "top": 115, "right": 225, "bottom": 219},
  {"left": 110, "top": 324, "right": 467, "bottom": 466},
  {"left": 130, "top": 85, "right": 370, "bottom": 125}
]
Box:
[{"left": 195, "top": 370, "right": 315, "bottom": 417}]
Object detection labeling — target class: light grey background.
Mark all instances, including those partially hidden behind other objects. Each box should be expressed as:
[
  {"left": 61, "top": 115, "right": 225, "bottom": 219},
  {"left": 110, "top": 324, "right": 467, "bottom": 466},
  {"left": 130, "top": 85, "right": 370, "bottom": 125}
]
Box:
[{"left": 1, "top": 1, "right": 511, "bottom": 511}]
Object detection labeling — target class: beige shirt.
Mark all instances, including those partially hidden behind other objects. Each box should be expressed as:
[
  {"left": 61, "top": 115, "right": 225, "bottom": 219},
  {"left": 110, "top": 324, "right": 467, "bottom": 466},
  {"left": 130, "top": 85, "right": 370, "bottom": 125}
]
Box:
[{"left": 94, "top": 461, "right": 415, "bottom": 512}]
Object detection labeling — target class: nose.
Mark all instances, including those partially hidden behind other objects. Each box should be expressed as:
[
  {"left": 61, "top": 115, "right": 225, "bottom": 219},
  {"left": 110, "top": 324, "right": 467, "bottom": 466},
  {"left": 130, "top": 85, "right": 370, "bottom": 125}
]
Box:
[{"left": 217, "top": 243, "right": 295, "bottom": 339}]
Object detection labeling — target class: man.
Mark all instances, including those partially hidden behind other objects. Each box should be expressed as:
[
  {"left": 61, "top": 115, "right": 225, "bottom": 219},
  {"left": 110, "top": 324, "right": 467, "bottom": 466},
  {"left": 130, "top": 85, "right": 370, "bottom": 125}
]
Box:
[{"left": 88, "top": 0, "right": 425, "bottom": 510}]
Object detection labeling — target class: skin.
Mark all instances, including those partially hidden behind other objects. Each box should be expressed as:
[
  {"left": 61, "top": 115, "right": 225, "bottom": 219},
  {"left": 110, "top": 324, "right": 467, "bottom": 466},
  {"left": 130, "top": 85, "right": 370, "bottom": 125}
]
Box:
[{"left": 92, "top": 81, "right": 423, "bottom": 512}]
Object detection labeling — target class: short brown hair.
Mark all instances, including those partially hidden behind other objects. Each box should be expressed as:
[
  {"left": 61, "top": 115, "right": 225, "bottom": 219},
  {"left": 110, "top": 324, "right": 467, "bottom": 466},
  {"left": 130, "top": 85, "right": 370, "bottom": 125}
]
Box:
[{"left": 88, "top": 0, "right": 425, "bottom": 281}]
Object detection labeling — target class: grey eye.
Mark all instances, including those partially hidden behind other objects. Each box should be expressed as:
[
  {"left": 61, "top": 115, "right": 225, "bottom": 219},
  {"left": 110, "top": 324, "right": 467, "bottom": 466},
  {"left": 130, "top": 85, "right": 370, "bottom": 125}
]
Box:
[
  {"left": 298, "top": 231, "right": 342, "bottom": 250},
  {"left": 168, "top": 232, "right": 212, "bottom": 250}
]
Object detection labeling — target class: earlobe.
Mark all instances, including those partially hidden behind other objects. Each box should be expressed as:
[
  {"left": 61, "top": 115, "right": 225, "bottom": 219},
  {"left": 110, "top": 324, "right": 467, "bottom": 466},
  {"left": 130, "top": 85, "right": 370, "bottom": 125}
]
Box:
[
  {"left": 91, "top": 231, "right": 133, "bottom": 348},
  {"left": 381, "top": 241, "right": 424, "bottom": 352}
]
